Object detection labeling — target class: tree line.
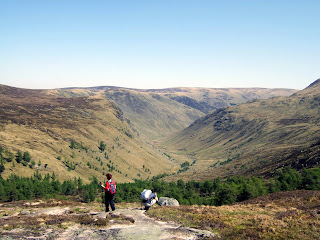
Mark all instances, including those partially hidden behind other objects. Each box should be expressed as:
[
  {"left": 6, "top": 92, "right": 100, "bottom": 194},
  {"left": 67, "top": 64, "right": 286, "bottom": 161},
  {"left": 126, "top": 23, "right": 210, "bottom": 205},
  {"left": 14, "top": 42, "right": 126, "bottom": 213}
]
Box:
[
  {"left": 0, "top": 171, "right": 98, "bottom": 203},
  {"left": 116, "top": 167, "right": 320, "bottom": 205},
  {"left": 0, "top": 167, "right": 319, "bottom": 206}
]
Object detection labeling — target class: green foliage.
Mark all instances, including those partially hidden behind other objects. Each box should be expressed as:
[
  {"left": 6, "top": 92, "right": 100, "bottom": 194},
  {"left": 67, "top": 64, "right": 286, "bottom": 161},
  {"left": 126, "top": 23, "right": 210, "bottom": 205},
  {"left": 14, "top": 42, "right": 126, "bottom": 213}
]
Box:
[
  {"left": 125, "top": 131, "right": 133, "bottom": 138},
  {"left": 115, "top": 167, "right": 320, "bottom": 206},
  {"left": 220, "top": 154, "right": 240, "bottom": 166},
  {"left": 216, "top": 182, "right": 239, "bottom": 205},
  {"left": 61, "top": 180, "right": 77, "bottom": 195},
  {"left": 70, "top": 140, "right": 77, "bottom": 149},
  {"left": 70, "top": 140, "right": 88, "bottom": 151},
  {"left": 16, "top": 150, "right": 23, "bottom": 163},
  {"left": 274, "top": 167, "right": 302, "bottom": 191},
  {"left": 23, "top": 151, "right": 31, "bottom": 163},
  {"left": 219, "top": 158, "right": 233, "bottom": 166},
  {"left": 0, "top": 166, "right": 319, "bottom": 207},
  {"left": 301, "top": 168, "right": 320, "bottom": 190},
  {"left": 163, "top": 152, "right": 171, "bottom": 159},
  {"left": 99, "top": 141, "right": 106, "bottom": 152},
  {"left": 177, "top": 161, "right": 190, "bottom": 173},
  {"left": 30, "top": 160, "right": 36, "bottom": 168},
  {"left": 180, "top": 161, "right": 190, "bottom": 168},
  {"left": 106, "top": 162, "right": 115, "bottom": 172},
  {"left": 83, "top": 183, "right": 96, "bottom": 203},
  {"left": 0, "top": 173, "right": 100, "bottom": 203},
  {"left": 0, "top": 148, "right": 14, "bottom": 163},
  {"left": 87, "top": 162, "right": 91, "bottom": 168},
  {"left": 63, "top": 159, "right": 78, "bottom": 171}
]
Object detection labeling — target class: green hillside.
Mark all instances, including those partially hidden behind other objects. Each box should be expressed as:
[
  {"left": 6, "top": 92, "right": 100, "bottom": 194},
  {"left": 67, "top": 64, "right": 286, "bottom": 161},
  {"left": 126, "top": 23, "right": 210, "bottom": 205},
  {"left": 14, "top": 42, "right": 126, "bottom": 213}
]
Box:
[{"left": 162, "top": 79, "right": 320, "bottom": 181}]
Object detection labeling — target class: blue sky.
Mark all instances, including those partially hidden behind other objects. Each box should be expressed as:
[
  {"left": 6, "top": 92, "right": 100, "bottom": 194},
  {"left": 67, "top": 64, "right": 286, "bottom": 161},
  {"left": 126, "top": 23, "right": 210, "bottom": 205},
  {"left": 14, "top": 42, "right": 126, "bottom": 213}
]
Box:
[{"left": 0, "top": 1, "right": 319, "bottom": 90}]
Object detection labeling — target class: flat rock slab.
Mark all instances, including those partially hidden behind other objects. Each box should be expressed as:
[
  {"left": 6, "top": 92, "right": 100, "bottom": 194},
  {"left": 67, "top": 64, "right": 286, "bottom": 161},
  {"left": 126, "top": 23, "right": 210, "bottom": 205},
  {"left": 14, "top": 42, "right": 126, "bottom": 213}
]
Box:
[{"left": 95, "top": 208, "right": 216, "bottom": 240}]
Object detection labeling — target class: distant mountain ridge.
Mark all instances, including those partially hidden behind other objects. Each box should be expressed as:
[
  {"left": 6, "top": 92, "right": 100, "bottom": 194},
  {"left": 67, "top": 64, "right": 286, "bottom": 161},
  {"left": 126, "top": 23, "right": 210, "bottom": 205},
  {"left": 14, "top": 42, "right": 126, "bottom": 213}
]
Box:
[{"left": 54, "top": 86, "right": 296, "bottom": 141}]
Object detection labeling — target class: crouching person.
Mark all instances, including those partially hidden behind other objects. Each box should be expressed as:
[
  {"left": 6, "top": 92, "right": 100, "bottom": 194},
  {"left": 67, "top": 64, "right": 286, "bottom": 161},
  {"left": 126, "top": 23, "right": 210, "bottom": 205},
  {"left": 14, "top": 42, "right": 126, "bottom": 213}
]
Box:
[
  {"left": 101, "top": 173, "right": 116, "bottom": 213},
  {"left": 141, "top": 189, "right": 158, "bottom": 211}
]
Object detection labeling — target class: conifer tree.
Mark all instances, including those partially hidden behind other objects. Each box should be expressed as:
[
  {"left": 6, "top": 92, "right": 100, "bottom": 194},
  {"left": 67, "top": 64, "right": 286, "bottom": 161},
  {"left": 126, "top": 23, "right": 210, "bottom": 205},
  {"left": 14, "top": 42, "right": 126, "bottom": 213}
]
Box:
[
  {"left": 23, "top": 151, "right": 31, "bottom": 163},
  {"left": 16, "top": 150, "right": 23, "bottom": 163}
]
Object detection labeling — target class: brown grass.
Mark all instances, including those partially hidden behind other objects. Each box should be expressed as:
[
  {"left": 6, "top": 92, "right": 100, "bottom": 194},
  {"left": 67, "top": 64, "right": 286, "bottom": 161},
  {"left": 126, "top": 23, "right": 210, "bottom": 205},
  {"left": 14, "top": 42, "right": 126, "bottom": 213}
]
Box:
[
  {"left": 146, "top": 190, "right": 320, "bottom": 240},
  {"left": 0, "top": 198, "right": 80, "bottom": 208},
  {"left": 0, "top": 85, "right": 176, "bottom": 183},
  {"left": 0, "top": 213, "right": 112, "bottom": 230},
  {"left": 163, "top": 88, "right": 320, "bottom": 182}
]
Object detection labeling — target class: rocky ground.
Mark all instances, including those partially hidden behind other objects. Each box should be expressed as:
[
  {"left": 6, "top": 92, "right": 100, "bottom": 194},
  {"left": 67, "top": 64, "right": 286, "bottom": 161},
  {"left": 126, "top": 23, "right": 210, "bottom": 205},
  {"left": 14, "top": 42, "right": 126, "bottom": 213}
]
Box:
[{"left": 0, "top": 200, "right": 216, "bottom": 240}]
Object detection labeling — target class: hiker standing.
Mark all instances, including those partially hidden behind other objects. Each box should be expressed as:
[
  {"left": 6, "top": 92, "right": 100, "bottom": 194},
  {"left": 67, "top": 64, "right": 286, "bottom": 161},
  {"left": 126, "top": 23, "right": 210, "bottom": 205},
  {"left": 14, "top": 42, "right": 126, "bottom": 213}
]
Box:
[{"left": 101, "top": 173, "right": 116, "bottom": 212}]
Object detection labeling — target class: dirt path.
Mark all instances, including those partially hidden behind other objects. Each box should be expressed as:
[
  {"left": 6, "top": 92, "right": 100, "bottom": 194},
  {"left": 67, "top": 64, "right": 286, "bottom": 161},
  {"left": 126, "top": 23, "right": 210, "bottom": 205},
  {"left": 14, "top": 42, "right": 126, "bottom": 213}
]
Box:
[
  {"left": 0, "top": 202, "right": 217, "bottom": 240},
  {"left": 56, "top": 207, "right": 216, "bottom": 240}
]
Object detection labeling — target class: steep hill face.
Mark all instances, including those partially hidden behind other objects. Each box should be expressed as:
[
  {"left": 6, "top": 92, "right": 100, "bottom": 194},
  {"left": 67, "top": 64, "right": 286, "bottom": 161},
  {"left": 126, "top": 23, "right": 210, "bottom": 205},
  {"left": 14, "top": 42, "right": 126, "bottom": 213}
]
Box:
[
  {"left": 54, "top": 87, "right": 296, "bottom": 142},
  {"left": 294, "top": 78, "right": 320, "bottom": 96},
  {"left": 104, "top": 87, "right": 296, "bottom": 141},
  {"left": 162, "top": 79, "right": 320, "bottom": 181},
  {"left": 0, "top": 85, "right": 176, "bottom": 183},
  {"left": 103, "top": 88, "right": 204, "bottom": 141}
]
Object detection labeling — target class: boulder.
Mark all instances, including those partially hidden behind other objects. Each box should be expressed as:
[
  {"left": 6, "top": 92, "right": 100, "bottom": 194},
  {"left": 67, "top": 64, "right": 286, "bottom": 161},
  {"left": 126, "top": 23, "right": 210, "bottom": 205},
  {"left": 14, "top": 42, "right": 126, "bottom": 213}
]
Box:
[{"left": 158, "top": 197, "right": 179, "bottom": 206}]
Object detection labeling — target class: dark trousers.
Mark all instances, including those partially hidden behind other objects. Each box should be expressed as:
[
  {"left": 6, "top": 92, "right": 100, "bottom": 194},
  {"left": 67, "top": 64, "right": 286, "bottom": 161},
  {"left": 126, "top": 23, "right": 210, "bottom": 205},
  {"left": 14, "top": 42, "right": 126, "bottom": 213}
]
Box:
[{"left": 105, "top": 192, "right": 115, "bottom": 212}]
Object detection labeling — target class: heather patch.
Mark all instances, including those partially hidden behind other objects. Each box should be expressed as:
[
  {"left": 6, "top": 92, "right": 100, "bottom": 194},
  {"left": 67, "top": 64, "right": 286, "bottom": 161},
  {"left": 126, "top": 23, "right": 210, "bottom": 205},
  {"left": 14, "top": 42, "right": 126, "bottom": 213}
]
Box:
[{"left": 147, "top": 190, "right": 320, "bottom": 240}]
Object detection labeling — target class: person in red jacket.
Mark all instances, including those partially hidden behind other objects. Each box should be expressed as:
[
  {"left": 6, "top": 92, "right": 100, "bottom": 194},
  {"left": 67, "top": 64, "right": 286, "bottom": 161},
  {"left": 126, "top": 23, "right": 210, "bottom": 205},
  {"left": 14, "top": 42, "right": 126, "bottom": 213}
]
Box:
[{"left": 101, "top": 173, "right": 116, "bottom": 213}]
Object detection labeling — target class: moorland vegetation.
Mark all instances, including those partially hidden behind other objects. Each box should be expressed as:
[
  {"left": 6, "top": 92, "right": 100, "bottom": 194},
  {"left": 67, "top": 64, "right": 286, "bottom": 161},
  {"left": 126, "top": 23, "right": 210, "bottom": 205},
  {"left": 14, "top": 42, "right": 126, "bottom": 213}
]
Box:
[
  {"left": 147, "top": 190, "right": 320, "bottom": 239},
  {"left": 0, "top": 81, "right": 319, "bottom": 239},
  {"left": 163, "top": 79, "right": 320, "bottom": 181}
]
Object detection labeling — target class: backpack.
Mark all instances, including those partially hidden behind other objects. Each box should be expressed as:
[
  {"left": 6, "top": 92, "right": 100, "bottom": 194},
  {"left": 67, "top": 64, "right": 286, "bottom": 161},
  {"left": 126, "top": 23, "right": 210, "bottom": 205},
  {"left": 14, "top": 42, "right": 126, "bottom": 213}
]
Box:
[
  {"left": 141, "top": 189, "right": 152, "bottom": 201},
  {"left": 106, "top": 180, "right": 116, "bottom": 194}
]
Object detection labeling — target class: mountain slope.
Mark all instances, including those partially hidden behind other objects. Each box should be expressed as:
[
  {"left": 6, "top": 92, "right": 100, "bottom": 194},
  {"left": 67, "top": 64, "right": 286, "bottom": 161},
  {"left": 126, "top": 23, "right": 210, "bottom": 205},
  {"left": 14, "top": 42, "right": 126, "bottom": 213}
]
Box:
[
  {"left": 104, "top": 87, "right": 297, "bottom": 141},
  {"left": 103, "top": 88, "right": 205, "bottom": 141},
  {"left": 0, "top": 84, "right": 299, "bottom": 183},
  {"left": 54, "top": 87, "right": 296, "bottom": 142},
  {"left": 0, "top": 85, "right": 176, "bottom": 182},
  {"left": 162, "top": 79, "right": 320, "bottom": 181}
]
